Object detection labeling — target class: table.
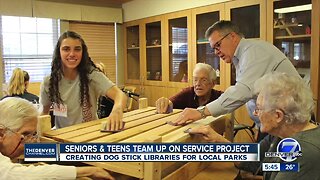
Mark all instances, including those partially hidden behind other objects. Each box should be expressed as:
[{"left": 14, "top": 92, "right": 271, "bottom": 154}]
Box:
[{"left": 42, "top": 107, "right": 233, "bottom": 180}]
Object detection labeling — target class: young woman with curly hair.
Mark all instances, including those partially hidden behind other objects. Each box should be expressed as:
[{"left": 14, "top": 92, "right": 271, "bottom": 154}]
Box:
[{"left": 40, "top": 31, "right": 127, "bottom": 131}]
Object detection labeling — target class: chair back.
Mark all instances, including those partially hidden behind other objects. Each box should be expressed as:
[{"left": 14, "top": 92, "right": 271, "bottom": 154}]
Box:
[{"left": 123, "top": 86, "right": 136, "bottom": 111}]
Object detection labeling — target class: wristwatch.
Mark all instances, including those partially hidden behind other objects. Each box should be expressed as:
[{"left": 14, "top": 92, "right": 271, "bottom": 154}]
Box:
[{"left": 197, "top": 106, "right": 206, "bottom": 119}]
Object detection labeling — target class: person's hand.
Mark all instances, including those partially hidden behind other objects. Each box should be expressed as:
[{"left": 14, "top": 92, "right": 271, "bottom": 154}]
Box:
[
  {"left": 156, "top": 97, "right": 173, "bottom": 114},
  {"left": 106, "top": 106, "right": 124, "bottom": 131},
  {"left": 104, "top": 86, "right": 126, "bottom": 131},
  {"left": 169, "top": 108, "right": 201, "bottom": 125},
  {"left": 188, "top": 125, "right": 230, "bottom": 143},
  {"left": 76, "top": 167, "right": 115, "bottom": 180}
]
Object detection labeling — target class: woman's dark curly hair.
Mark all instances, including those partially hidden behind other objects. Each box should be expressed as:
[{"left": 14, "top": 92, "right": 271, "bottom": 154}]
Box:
[{"left": 49, "top": 31, "right": 98, "bottom": 106}]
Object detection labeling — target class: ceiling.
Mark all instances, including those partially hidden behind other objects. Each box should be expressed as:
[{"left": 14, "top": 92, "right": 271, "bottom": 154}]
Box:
[{"left": 38, "top": 0, "right": 134, "bottom": 8}]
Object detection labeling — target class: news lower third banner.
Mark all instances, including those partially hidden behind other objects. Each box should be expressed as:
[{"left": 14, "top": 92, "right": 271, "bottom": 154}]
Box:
[
  {"left": 25, "top": 143, "right": 58, "bottom": 161},
  {"left": 24, "top": 143, "right": 259, "bottom": 162}
]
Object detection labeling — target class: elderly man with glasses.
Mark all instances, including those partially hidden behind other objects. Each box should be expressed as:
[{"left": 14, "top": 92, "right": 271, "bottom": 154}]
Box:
[
  {"left": 156, "top": 63, "right": 222, "bottom": 115},
  {"left": 171, "top": 20, "right": 301, "bottom": 140},
  {"left": 0, "top": 97, "right": 114, "bottom": 180}
]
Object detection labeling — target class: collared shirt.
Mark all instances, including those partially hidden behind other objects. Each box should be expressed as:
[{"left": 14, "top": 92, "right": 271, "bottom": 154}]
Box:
[
  {"left": 169, "top": 86, "right": 223, "bottom": 109},
  {"left": 206, "top": 38, "right": 300, "bottom": 117}
]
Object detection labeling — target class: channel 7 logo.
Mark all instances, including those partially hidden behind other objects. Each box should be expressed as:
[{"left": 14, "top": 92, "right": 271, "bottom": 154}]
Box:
[{"left": 277, "top": 138, "right": 302, "bottom": 162}]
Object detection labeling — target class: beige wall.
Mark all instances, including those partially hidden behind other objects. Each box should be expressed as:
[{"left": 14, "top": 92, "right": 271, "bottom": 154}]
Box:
[
  {"left": 0, "top": 0, "right": 33, "bottom": 17},
  {"left": 122, "top": 0, "right": 231, "bottom": 22},
  {"left": 28, "top": 83, "right": 41, "bottom": 96},
  {"left": 0, "top": 0, "right": 122, "bottom": 23},
  {"left": 60, "top": 20, "right": 70, "bottom": 33}
]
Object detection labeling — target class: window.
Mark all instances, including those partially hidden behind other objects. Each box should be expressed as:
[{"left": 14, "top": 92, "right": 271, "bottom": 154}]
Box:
[
  {"left": 1, "top": 16, "right": 60, "bottom": 83},
  {"left": 172, "top": 27, "right": 188, "bottom": 76}
]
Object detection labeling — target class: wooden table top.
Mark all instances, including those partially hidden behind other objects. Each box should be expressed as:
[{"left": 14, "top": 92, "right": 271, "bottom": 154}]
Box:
[{"left": 43, "top": 107, "right": 228, "bottom": 144}]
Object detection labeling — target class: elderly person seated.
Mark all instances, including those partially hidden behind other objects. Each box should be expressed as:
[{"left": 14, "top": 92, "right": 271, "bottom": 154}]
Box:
[
  {"left": 188, "top": 73, "right": 320, "bottom": 179},
  {"left": 156, "top": 63, "right": 223, "bottom": 114},
  {"left": 0, "top": 97, "right": 114, "bottom": 180}
]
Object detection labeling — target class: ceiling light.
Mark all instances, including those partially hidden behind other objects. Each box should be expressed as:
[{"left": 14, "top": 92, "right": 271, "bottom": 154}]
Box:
[{"left": 274, "top": 4, "right": 312, "bottom": 14}]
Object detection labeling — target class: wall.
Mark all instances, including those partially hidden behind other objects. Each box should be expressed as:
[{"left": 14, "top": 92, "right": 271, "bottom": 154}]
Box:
[
  {"left": 28, "top": 83, "right": 41, "bottom": 96},
  {"left": 0, "top": 0, "right": 122, "bottom": 23},
  {"left": 122, "top": 0, "right": 231, "bottom": 22},
  {"left": 0, "top": 0, "right": 33, "bottom": 17}
]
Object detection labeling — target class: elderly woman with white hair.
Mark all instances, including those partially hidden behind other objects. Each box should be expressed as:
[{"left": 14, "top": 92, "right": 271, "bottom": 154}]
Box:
[
  {"left": 0, "top": 97, "right": 114, "bottom": 180},
  {"left": 188, "top": 72, "right": 320, "bottom": 179}
]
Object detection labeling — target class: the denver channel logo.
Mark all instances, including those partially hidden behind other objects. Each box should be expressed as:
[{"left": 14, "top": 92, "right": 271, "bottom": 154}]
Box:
[
  {"left": 24, "top": 144, "right": 57, "bottom": 161},
  {"left": 265, "top": 138, "right": 302, "bottom": 162}
]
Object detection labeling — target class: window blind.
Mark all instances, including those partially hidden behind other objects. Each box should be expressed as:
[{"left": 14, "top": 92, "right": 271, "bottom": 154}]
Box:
[
  {"left": 172, "top": 27, "right": 188, "bottom": 75},
  {"left": 0, "top": 16, "right": 60, "bottom": 83},
  {"left": 69, "top": 22, "right": 116, "bottom": 82}
]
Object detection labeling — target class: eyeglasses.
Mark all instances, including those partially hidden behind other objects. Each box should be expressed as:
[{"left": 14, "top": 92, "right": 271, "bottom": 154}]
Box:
[
  {"left": 0, "top": 124, "right": 38, "bottom": 143},
  {"left": 253, "top": 107, "right": 265, "bottom": 116},
  {"left": 193, "top": 77, "right": 210, "bottom": 84},
  {"left": 0, "top": 124, "right": 38, "bottom": 156},
  {"left": 253, "top": 107, "right": 286, "bottom": 116},
  {"left": 212, "top": 33, "right": 231, "bottom": 51}
]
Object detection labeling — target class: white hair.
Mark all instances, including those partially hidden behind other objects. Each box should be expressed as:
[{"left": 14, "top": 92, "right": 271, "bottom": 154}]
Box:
[
  {"left": 254, "top": 72, "right": 314, "bottom": 124},
  {"left": 193, "top": 63, "right": 217, "bottom": 81},
  {"left": 0, "top": 97, "right": 38, "bottom": 131}
]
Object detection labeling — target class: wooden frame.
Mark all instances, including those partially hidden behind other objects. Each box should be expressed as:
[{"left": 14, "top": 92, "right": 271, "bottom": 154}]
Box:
[
  {"left": 164, "top": 9, "right": 193, "bottom": 89},
  {"left": 224, "top": 0, "right": 267, "bottom": 89},
  {"left": 267, "top": 0, "right": 320, "bottom": 120},
  {"left": 142, "top": 15, "right": 166, "bottom": 87},
  {"left": 191, "top": 3, "right": 226, "bottom": 91},
  {"left": 124, "top": 20, "right": 142, "bottom": 85},
  {"left": 310, "top": 0, "right": 320, "bottom": 120},
  {"left": 43, "top": 107, "right": 233, "bottom": 179}
]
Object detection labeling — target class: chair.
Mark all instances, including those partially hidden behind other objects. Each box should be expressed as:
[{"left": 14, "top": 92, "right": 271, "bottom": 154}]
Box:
[
  {"left": 123, "top": 86, "right": 137, "bottom": 112},
  {"left": 233, "top": 122, "right": 255, "bottom": 137},
  {"left": 138, "top": 98, "right": 148, "bottom": 109},
  {"left": 233, "top": 100, "right": 257, "bottom": 139}
]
